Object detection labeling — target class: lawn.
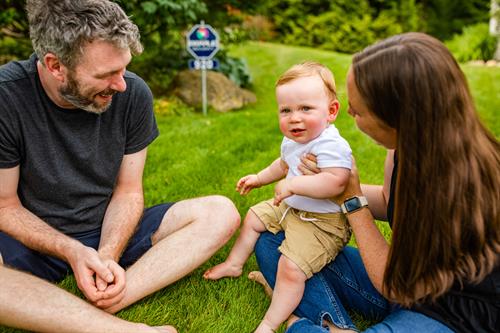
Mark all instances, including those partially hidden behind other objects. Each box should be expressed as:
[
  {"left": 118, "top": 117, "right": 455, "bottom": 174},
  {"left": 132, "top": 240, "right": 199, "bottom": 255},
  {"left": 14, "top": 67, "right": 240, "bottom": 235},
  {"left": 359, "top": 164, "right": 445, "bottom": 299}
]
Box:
[{"left": 1, "top": 41, "right": 498, "bottom": 333}]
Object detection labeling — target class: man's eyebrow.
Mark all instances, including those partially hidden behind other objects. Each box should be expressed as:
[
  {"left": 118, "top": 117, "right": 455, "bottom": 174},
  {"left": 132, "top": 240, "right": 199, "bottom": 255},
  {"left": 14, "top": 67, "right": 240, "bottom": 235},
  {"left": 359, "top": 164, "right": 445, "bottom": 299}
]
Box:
[{"left": 94, "top": 69, "right": 123, "bottom": 78}]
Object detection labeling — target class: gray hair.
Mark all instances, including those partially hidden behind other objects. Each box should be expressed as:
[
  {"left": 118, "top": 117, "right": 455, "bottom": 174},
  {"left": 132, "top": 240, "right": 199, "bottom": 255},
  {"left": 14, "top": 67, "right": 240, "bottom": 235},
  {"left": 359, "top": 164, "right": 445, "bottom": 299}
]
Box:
[{"left": 26, "top": 0, "right": 143, "bottom": 69}]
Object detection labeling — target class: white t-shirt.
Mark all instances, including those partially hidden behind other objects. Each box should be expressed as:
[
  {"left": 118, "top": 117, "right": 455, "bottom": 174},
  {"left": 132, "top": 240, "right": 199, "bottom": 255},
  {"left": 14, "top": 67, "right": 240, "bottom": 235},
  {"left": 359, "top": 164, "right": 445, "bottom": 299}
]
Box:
[{"left": 281, "top": 125, "right": 352, "bottom": 213}]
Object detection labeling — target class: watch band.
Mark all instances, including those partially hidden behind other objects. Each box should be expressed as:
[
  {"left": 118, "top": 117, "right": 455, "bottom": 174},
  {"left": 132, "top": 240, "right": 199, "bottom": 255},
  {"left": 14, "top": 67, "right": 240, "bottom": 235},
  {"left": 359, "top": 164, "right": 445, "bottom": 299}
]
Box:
[{"left": 341, "top": 196, "right": 368, "bottom": 214}]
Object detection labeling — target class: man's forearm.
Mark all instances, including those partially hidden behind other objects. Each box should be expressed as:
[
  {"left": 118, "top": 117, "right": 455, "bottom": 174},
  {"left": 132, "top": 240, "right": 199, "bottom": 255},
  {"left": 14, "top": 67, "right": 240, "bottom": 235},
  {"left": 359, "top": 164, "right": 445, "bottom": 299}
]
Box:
[
  {"left": 0, "top": 204, "right": 83, "bottom": 262},
  {"left": 98, "top": 192, "right": 144, "bottom": 262}
]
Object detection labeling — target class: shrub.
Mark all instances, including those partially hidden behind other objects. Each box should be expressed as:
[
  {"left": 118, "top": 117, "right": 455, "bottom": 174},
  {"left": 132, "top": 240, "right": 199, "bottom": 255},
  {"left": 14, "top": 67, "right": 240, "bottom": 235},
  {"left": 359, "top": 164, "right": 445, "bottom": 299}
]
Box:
[
  {"left": 261, "top": 0, "right": 410, "bottom": 54},
  {"left": 153, "top": 96, "right": 195, "bottom": 116},
  {"left": 216, "top": 50, "right": 252, "bottom": 88},
  {"left": 445, "top": 23, "right": 497, "bottom": 62},
  {"left": 242, "top": 15, "right": 276, "bottom": 41}
]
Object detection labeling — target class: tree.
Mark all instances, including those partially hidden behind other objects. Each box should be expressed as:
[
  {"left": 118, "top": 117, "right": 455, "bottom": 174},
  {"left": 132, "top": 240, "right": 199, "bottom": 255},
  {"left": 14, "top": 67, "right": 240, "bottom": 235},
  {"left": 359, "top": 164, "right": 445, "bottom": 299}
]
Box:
[
  {"left": 491, "top": 0, "right": 500, "bottom": 60},
  {"left": 420, "top": 0, "right": 491, "bottom": 40},
  {"left": 0, "top": 0, "right": 31, "bottom": 63}
]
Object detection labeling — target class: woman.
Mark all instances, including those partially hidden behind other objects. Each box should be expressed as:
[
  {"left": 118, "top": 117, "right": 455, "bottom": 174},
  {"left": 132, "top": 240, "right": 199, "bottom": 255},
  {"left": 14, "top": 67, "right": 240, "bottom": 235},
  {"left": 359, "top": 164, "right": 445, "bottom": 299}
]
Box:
[{"left": 253, "top": 32, "right": 499, "bottom": 332}]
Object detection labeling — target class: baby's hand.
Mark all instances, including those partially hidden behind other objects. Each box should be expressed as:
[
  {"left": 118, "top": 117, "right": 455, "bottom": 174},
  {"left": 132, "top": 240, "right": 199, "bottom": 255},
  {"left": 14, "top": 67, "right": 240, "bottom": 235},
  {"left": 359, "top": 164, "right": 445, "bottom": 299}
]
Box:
[
  {"left": 236, "top": 174, "right": 261, "bottom": 195},
  {"left": 274, "top": 179, "right": 293, "bottom": 206}
]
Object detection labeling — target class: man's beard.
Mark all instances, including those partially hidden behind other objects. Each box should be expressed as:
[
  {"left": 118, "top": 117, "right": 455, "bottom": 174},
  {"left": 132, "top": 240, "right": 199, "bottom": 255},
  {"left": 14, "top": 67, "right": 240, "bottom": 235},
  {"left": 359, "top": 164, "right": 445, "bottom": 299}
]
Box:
[{"left": 59, "top": 72, "right": 116, "bottom": 114}]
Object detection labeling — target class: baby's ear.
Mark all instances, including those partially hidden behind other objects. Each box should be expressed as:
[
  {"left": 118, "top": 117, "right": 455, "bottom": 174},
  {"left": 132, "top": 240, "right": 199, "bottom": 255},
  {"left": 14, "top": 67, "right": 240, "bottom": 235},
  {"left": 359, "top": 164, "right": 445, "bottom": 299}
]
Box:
[{"left": 328, "top": 99, "right": 340, "bottom": 122}]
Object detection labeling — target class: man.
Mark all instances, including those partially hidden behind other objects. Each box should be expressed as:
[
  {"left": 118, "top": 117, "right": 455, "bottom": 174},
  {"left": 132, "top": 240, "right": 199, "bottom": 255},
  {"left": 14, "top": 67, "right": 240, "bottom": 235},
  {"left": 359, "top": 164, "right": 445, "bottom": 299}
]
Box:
[{"left": 0, "top": 0, "right": 240, "bottom": 324}]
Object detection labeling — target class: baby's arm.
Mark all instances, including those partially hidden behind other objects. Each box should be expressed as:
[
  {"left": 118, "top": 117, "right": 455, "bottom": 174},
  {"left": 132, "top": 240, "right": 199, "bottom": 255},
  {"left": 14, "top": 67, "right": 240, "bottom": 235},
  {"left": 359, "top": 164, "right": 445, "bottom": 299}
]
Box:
[
  {"left": 274, "top": 167, "right": 349, "bottom": 205},
  {"left": 236, "top": 158, "right": 288, "bottom": 195}
]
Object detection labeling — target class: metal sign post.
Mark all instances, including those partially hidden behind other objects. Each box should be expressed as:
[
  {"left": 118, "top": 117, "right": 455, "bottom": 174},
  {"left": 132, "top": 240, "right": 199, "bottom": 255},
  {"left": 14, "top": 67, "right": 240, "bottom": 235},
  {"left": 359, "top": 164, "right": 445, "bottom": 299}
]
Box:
[{"left": 186, "top": 21, "right": 220, "bottom": 116}]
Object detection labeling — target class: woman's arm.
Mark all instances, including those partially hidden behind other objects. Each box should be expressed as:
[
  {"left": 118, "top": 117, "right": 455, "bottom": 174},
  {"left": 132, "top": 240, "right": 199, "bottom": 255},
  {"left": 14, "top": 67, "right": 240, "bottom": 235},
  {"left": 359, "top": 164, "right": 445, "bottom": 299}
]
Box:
[
  {"left": 361, "top": 150, "right": 394, "bottom": 221},
  {"left": 299, "top": 151, "right": 395, "bottom": 294},
  {"left": 336, "top": 151, "right": 396, "bottom": 294}
]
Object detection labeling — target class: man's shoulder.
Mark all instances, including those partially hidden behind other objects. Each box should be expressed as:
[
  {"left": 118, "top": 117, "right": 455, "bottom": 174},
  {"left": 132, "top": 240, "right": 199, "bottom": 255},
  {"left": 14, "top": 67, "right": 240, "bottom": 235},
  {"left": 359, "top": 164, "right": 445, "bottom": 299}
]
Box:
[
  {"left": 123, "top": 70, "right": 147, "bottom": 87},
  {"left": 0, "top": 56, "right": 36, "bottom": 85},
  {"left": 122, "top": 70, "right": 152, "bottom": 98}
]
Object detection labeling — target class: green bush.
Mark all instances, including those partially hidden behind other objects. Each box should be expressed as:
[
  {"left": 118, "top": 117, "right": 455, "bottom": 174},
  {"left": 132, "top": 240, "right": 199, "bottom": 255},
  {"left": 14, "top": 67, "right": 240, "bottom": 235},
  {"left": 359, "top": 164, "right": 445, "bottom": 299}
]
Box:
[
  {"left": 446, "top": 23, "right": 497, "bottom": 62},
  {"left": 217, "top": 50, "right": 253, "bottom": 88},
  {"left": 260, "top": 0, "right": 413, "bottom": 54}
]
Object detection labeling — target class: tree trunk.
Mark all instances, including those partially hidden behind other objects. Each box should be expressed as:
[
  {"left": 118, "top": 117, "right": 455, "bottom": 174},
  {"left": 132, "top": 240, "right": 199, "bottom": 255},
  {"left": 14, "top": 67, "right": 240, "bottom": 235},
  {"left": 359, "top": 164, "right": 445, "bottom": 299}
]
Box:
[{"left": 491, "top": 0, "right": 500, "bottom": 60}]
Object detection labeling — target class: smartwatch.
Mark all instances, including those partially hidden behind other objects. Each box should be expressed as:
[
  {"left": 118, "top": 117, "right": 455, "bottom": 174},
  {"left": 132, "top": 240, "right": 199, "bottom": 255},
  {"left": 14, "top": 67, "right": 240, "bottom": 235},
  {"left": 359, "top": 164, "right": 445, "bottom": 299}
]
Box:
[{"left": 341, "top": 196, "right": 368, "bottom": 214}]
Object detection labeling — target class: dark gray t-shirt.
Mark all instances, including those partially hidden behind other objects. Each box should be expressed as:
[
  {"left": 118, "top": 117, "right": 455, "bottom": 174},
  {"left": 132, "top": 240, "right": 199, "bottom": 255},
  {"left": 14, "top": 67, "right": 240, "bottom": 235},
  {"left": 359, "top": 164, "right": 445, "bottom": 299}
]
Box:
[{"left": 0, "top": 54, "right": 159, "bottom": 235}]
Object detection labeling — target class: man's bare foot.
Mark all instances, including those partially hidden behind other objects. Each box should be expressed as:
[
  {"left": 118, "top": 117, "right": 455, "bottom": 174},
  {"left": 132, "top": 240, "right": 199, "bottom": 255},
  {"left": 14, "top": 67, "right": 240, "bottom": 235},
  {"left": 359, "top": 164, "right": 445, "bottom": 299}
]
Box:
[
  {"left": 254, "top": 320, "right": 276, "bottom": 333},
  {"left": 153, "top": 326, "right": 178, "bottom": 333},
  {"left": 248, "top": 271, "right": 273, "bottom": 297},
  {"left": 136, "top": 324, "right": 177, "bottom": 333},
  {"left": 203, "top": 261, "right": 242, "bottom": 280}
]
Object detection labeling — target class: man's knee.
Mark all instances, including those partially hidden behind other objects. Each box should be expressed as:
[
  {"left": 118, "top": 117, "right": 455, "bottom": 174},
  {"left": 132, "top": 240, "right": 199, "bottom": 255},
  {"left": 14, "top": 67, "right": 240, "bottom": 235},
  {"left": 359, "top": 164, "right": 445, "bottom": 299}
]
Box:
[
  {"left": 207, "top": 195, "right": 240, "bottom": 223},
  {"left": 204, "top": 195, "right": 241, "bottom": 239}
]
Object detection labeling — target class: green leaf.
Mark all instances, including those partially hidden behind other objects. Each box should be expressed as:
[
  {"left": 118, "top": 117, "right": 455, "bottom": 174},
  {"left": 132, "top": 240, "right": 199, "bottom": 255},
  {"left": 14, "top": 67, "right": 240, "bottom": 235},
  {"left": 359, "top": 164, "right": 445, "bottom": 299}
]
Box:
[{"left": 141, "top": 1, "right": 158, "bottom": 14}]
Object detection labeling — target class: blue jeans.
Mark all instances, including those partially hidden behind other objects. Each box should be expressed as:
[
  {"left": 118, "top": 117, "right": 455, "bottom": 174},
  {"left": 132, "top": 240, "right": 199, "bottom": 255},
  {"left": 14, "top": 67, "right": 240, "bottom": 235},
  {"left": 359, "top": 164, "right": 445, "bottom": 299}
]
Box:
[{"left": 255, "top": 231, "right": 453, "bottom": 333}]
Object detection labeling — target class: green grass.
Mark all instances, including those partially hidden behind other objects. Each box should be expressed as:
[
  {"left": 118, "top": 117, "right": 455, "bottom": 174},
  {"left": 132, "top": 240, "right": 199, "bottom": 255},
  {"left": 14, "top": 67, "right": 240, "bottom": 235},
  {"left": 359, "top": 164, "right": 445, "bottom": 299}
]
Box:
[{"left": 2, "top": 42, "right": 498, "bottom": 333}]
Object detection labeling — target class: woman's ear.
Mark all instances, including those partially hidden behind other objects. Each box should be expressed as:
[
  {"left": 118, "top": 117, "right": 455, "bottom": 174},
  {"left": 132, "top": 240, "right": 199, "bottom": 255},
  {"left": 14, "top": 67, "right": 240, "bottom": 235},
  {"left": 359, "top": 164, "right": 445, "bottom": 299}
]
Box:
[
  {"left": 42, "top": 53, "right": 67, "bottom": 83},
  {"left": 328, "top": 99, "right": 340, "bottom": 122}
]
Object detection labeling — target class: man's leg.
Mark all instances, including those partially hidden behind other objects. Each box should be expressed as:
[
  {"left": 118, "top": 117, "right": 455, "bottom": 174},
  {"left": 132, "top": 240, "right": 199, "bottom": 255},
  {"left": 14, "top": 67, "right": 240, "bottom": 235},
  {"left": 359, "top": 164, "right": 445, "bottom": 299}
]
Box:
[
  {"left": 0, "top": 231, "right": 72, "bottom": 281},
  {"left": 0, "top": 265, "right": 176, "bottom": 333},
  {"left": 107, "top": 195, "right": 240, "bottom": 313}
]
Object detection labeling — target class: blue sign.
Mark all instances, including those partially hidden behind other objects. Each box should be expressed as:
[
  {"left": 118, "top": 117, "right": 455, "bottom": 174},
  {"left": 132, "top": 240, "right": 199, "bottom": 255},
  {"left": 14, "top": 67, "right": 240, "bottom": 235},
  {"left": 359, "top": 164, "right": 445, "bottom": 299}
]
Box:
[
  {"left": 188, "top": 59, "right": 219, "bottom": 70},
  {"left": 186, "top": 24, "right": 220, "bottom": 59}
]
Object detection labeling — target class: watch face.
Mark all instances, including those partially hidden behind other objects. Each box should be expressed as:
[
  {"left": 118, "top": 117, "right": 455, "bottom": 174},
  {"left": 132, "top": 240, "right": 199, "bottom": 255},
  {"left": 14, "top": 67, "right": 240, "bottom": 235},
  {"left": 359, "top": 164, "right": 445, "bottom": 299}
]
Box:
[{"left": 344, "top": 197, "right": 361, "bottom": 212}]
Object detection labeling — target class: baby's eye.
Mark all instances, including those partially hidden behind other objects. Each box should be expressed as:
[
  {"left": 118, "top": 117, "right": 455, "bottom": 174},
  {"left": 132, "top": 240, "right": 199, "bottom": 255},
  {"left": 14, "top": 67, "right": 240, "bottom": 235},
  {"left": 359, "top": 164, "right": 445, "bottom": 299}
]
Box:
[
  {"left": 280, "top": 108, "right": 291, "bottom": 113},
  {"left": 301, "top": 106, "right": 311, "bottom": 112}
]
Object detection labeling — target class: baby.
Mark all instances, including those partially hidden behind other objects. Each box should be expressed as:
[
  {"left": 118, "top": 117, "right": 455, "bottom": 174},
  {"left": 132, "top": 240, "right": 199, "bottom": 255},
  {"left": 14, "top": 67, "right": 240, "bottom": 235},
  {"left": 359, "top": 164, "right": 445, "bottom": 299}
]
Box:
[{"left": 204, "top": 61, "right": 352, "bottom": 333}]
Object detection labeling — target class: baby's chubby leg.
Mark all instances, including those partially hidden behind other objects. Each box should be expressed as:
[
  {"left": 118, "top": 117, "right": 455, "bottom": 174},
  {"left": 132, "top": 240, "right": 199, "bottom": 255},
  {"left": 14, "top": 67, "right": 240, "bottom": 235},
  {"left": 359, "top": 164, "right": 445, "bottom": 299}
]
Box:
[
  {"left": 255, "top": 256, "right": 307, "bottom": 333},
  {"left": 204, "top": 210, "right": 266, "bottom": 280}
]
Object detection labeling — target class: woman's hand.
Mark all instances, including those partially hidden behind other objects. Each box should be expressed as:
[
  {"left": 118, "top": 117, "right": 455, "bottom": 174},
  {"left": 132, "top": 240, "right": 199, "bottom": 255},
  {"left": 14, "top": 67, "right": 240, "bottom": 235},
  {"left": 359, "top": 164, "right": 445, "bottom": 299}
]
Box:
[
  {"left": 298, "top": 154, "right": 320, "bottom": 175},
  {"left": 331, "top": 157, "right": 363, "bottom": 205},
  {"left": 298, "top": 154, "right": 363, "bottom": 205}
]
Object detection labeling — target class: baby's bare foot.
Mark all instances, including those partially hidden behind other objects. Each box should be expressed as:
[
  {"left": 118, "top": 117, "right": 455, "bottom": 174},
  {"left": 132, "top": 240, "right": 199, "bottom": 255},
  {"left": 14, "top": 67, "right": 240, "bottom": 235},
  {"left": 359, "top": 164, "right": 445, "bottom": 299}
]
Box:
[
  {"left": 248, "top": 271, "right": 273, "bottom": 297},
  {"left": 203, "top": 261, "right": 242, "bottom": 280}
]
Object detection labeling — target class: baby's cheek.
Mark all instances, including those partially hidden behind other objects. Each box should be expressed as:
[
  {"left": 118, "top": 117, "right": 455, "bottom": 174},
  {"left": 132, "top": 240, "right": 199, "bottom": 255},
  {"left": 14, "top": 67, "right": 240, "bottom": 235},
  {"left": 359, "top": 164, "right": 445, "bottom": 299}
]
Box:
[{"left": 278, "top": 120, "right": 288, "bottom": 134}]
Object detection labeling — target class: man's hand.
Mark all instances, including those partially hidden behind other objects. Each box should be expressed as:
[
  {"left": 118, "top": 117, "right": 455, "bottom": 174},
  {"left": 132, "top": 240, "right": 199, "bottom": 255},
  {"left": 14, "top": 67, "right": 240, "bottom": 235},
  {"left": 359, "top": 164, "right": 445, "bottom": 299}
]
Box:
[
  {"left": 67, "top": 245, "right": 115, "bottom": 303},
  {"left": 236, "top": 174, "right": 261, "bottom": 195},
  {"left": 274, "top": 179, "right": 293, "bottom": 206},
  {"left": 93, "top": 258, "right": 126, "bottom": 311}
]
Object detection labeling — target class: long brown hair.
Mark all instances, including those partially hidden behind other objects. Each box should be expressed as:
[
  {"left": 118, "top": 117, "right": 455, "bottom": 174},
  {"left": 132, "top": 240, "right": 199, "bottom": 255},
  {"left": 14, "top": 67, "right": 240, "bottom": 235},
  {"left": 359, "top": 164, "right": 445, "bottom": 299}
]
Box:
[{"left": 352, "top": 32, "right": 499, "bottom": 306}]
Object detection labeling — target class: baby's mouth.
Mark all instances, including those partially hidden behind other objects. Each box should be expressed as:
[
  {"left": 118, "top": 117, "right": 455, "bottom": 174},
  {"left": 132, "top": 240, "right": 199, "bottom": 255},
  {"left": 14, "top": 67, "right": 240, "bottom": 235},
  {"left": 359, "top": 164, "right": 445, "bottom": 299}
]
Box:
[{"left": 291, "top": 128, "right": 305, "bottom": 136}]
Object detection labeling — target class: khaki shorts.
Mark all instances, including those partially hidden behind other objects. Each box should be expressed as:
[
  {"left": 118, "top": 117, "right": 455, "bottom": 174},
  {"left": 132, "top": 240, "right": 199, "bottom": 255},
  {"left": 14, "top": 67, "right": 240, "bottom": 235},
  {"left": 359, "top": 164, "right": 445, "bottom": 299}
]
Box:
[{"left": 251, "top": 199, "right": 351, "bottom": 278}]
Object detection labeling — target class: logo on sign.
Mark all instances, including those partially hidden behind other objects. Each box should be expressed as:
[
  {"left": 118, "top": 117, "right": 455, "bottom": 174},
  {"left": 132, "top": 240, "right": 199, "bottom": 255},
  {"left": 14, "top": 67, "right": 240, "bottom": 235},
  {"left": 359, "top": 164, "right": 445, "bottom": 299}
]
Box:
[
  {"left": 186, "top": 24, "right": 220, "bottom": 59},
  {"left": 196, "top": 27, "right": 210, "bottom": 39}
]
